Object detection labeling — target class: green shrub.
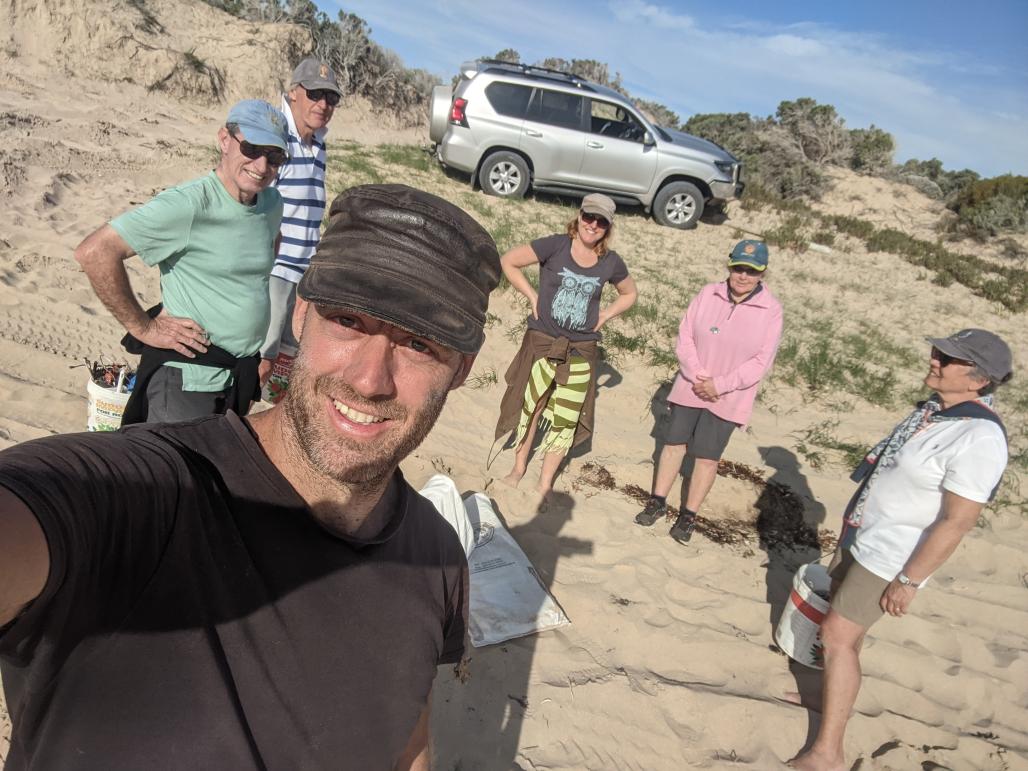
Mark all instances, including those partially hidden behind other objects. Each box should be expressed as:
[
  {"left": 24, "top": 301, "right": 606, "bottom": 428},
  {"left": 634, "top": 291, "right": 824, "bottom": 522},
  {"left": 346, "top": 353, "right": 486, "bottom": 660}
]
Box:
[
  {"left": 849, "top": 125, "right": 894, "bottom": 174},
  {"left": 895, "top": 158, "right": 979, "bottom": 200},
  {"left": 824, "top": 214, "right": 875, "bottom": 240},
  {"left": 775, "top": 98, "right": 851, "bottom": 166},
  {"left": 203, "top": 0, "right": 438, "bottom": 124},
  {"left": 948, "top": 175, "right": 1028, "bottom": 239},
  {"left": 763, "top": 215, "right": 808, "bottom": 251},
  {"left": 810, "top": 229, "right": 835, "bottom": 246}
]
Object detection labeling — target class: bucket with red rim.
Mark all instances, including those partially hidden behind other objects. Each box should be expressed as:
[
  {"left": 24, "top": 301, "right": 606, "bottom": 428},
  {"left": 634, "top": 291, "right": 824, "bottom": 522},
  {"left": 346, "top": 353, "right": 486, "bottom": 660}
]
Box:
[{"left": 775, "top": 562, "right": 831, "bottom": 670}]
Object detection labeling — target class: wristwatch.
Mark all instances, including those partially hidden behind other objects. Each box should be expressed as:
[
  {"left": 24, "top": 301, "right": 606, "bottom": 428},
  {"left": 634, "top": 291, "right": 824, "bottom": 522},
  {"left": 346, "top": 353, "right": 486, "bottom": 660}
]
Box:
[{"left": 897, "top": 572, "right": 921, "bottom": 588}]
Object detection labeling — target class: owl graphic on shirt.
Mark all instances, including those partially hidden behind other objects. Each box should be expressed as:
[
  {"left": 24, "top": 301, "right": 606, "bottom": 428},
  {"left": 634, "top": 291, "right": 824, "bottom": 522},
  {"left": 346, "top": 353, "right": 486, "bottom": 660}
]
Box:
[{"left": 551, "top": 268, "right": 601, "bottom": 330}]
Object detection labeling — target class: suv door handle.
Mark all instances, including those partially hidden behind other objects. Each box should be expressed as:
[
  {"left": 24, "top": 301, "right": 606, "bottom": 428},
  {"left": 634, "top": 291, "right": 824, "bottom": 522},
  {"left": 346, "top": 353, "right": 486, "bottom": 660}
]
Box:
[
  {"left": 586, "top": 141, "right": 604, "bottom": 149},
  {"left": 524, "top": 129, "right": 542, "bottom": 137}
]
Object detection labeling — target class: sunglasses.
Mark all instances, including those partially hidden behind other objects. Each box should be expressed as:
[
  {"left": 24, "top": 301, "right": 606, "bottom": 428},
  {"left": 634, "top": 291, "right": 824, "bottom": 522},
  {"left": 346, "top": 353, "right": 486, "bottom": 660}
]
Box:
[
  {"left": 931, "top": 347, "right": 975, "bottom": 368},
  {"left": 730, "top": 265, "right": 763, "bottom": 277},
  {"left": 580, "top": 212, "right": 610, "bottom": 229},
  {"left": 306, "top": 88, "right": 340, "bottom": 107},
  {"left": 230, "top": 132, "right": 288, "bottom": 167}
]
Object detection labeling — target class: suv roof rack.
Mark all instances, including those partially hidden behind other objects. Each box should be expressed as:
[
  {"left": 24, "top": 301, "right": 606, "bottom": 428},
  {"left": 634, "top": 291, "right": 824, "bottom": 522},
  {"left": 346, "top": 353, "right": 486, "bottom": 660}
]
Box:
[{"left": 474, "top": 59, "right": 595, "bottom": 90}]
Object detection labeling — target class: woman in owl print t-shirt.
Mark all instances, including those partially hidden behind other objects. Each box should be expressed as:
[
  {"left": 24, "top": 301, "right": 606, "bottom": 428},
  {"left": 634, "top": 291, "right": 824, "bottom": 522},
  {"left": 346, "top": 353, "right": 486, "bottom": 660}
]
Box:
[{"left": 494, "top": 193, "right": 638, "bottom": 498}]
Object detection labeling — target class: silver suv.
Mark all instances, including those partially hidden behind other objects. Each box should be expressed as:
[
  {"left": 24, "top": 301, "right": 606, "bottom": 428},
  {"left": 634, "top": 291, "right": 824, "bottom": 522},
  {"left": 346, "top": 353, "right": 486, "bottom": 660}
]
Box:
[{"left": 429, "top": 60, "right": 744, "bottom": 229}]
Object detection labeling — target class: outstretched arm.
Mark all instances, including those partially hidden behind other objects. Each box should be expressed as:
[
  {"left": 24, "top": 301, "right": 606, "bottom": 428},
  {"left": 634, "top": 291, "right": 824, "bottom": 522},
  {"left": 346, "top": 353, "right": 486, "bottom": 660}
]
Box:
[
  {"left": 74, "top": 225, "right": 209, "bottom": 357},
  {"left": 0, "top": 487, "right": 49, "bottom": 628},
  {"left": 394, "top": 696, "right": 431, "bottom": 771}
]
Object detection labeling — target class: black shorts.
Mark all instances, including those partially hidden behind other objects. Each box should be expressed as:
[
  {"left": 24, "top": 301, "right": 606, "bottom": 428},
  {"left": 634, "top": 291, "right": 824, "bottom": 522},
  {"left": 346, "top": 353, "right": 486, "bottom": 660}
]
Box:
[{"left": 664, "top": 405, "right": 737, "bottom": 460}]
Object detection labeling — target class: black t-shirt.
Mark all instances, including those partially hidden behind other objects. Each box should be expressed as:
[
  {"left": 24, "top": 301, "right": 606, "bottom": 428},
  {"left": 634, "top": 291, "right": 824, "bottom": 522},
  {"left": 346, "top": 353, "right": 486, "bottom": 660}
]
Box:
[
  {"left": 0, "top": 414, "right": 468, "bottom": 770},
  {"left": 526, "top": 234, "right": 630, "bottom": 342}
]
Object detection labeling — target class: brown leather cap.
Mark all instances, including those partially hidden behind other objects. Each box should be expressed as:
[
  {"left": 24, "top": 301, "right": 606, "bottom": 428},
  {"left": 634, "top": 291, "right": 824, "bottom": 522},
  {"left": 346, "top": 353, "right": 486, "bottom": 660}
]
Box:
[{"left": 297, "top": 184, "right": 501, "bottom": 354}]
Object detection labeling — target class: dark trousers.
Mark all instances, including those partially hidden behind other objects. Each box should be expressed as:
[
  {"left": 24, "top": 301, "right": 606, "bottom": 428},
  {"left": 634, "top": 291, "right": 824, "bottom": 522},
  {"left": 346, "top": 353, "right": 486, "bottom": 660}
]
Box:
[{"left": 144, "top": 366, "right": 228, "bottom": 423}]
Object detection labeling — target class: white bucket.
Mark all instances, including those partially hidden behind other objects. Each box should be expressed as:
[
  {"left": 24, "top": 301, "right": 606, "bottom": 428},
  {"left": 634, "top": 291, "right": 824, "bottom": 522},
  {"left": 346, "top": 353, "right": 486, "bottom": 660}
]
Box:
[
  {"left": 775, "top": 562, "right": 831, "bottom": 670},
  {"left": 86, "top": 377, "right": 132, "bottom": 431}
]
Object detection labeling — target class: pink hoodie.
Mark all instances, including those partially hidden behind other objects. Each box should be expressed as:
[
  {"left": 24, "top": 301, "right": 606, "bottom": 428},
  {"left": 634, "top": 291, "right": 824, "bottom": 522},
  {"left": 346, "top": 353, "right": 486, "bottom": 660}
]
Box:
[{"left": 668, "top": 280, "right": 783, "bottom": 427}]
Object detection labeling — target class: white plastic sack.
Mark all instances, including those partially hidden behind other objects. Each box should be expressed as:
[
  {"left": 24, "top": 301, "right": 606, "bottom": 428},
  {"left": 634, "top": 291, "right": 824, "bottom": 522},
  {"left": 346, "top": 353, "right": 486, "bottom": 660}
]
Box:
[
  {"left": 419, "top": 475, "right": 570, "bottom": 647},
  {"left": 418, "top": 474, "right": 477, "bottom": 557}
]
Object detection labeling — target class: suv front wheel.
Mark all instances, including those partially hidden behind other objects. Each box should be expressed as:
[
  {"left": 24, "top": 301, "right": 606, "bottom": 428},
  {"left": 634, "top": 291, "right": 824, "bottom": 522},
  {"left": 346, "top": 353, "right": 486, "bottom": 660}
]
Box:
[
  {"left": 653, "top": 181, "right": 705, "bottom": 229},
  {"left": 478, "top": 151, "right": 530, "bottom": 198}
]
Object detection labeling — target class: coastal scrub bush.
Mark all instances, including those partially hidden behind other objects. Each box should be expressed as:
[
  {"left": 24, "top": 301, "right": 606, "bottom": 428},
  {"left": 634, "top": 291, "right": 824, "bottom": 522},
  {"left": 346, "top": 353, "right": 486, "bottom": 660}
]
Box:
[
  {"left": 202, "top": 0, "right": 439, "bottom": 124},
  {"left": 849, "top": 125, "right": 894, "bottom": 174},
  {"left": 775, "top": 98, "right": 852, "bottom": 166},
  {"left": 947, "top": 175, "right": 1028, "bottom": 240},
  {"left": 762, "top": 215, "right": 809, "bottom": 251},
  {"left": 894, "top": 158, "right": 979, "bottom": 201}
]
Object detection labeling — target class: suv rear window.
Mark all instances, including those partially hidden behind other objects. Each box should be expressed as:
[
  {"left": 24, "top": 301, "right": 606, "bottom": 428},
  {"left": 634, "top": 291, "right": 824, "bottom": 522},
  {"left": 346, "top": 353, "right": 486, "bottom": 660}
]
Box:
[
  {"left": 485, "top": 82, "right": 532, "bottom": 118},
  {"left": 526, "top": 88, "right": 584, "bottom": 130}
]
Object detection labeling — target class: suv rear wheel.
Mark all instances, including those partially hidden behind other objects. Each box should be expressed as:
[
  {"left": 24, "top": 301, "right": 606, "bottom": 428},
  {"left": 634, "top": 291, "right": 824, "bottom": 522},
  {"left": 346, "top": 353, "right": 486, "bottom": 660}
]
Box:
[
  {"left": 478, "top": 151, "right": 530, "bottom": 198},
  {"left": 653, "top": 181, "right": 704, "bottom": 229}
]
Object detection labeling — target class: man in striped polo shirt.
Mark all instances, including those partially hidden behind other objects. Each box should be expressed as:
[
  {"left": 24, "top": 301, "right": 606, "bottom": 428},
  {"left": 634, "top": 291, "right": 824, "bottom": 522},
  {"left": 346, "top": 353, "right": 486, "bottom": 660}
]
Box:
[{"left": 258, "top": 57, "right": 342, "bottom": 389}]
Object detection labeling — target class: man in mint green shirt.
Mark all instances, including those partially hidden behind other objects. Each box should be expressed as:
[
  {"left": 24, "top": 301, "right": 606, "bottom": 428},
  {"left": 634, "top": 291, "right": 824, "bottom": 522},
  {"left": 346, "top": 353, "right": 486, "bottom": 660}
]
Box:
[{"left": 74, "top": 100, "right": 288, "bottom": 422}]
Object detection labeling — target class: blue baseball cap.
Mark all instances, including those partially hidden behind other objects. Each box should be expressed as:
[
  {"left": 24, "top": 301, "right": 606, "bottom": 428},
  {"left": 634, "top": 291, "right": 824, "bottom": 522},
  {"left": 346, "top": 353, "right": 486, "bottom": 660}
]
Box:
[
  {"left": 728, "top": 240, "right": 769, "bottom": 271},
  {"left": 226, "top": 100, "right": 289, "bottom": 150}
]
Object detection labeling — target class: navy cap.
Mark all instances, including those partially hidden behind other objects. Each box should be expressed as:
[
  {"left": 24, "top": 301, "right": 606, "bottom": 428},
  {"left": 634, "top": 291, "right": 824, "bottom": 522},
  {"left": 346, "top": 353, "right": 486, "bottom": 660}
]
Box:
[{"left": 728, "top": 240, "right": 769, "bottom": 271}]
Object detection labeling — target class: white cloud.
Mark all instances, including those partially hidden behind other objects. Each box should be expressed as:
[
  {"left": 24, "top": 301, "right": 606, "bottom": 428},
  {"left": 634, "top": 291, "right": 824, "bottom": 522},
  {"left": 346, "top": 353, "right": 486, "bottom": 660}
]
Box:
[
  {"left": 763, "top": 34, "right": 828, "bottom": 58},
  {"left": 610, "top": 0, "right": 695, "bottom": 31}
]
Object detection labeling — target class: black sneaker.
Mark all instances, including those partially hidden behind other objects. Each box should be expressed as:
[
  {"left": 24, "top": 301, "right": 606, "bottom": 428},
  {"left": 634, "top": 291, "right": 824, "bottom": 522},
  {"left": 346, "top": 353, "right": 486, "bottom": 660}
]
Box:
[
  {"left": 634, "top": 498, "right": 668, "bottom": 526},
  {"left": 669, "top": 512, "right": 697, "bottom": 544}
]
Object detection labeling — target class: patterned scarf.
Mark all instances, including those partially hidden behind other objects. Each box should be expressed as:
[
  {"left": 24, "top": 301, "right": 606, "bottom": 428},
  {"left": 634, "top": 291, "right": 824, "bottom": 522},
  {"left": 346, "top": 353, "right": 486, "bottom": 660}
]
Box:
[{"left": 845, "top": 394, "right": 996, "bottom": 527}]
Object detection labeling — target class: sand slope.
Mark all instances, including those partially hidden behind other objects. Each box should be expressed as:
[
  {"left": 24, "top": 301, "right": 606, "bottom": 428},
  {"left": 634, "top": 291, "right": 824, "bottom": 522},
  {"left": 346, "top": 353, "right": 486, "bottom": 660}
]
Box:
[{"left": 1, "top": 2, "right": 1026, "bottom": 769}]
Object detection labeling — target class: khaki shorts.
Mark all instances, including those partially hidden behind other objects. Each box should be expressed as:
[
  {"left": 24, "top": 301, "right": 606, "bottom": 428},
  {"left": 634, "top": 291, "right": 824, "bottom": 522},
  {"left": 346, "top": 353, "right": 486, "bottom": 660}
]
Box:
[{"left": 827, "top": 548, "right": 888, "bottom": 629}]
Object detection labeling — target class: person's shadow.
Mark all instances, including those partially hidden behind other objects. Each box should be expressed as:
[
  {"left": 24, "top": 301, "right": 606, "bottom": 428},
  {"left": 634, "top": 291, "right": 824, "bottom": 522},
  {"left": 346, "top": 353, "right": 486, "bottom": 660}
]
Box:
[
  {"left": 645, "top": 379, "right": 699, "bottom": 495},
  {"left": 433, "top": 491, "right": 592, "bottom": 770},
  {"left": 754, "top": 446, "right": 827, "bottom": 749}
]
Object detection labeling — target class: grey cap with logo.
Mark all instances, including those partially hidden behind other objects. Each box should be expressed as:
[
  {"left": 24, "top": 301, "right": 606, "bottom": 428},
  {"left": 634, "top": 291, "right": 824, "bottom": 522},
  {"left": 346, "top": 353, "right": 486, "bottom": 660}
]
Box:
[
  {"left": 290, "top": 57, "right": 342, "bottom": 95},
  {"left": 926, "top": 328, "right": 1013, "bottom": 383}
]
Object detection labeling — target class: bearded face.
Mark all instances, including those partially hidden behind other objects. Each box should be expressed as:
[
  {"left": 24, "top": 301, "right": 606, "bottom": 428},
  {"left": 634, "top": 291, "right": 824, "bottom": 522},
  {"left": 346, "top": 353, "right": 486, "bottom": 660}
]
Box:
[{"left": 281, "top": 308, "right": 458, "bottom": 487}]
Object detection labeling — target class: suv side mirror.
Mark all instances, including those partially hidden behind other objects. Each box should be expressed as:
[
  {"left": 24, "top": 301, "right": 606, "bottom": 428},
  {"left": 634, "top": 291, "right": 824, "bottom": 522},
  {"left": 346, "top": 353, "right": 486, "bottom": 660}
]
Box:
[{"left": 643, "top": 131, "right": 656, "bottom": 146}]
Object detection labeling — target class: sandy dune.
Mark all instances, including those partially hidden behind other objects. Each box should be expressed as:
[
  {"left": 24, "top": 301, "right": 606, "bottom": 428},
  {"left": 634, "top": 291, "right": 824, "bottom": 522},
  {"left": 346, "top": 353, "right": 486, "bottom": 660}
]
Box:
[{"left": 1, "top": 1, "right": 1026, "bottom": 769}]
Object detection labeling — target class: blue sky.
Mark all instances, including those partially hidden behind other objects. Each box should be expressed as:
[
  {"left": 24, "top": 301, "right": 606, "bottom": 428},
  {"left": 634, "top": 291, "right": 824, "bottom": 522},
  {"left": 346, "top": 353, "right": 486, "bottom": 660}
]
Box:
[{"left": 319, "top": 0, "right": 1027, "bottom": 177}]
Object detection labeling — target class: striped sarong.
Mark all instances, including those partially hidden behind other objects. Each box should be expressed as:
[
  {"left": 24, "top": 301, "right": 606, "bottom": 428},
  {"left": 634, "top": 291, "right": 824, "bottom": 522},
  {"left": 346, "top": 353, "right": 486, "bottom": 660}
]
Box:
[{"left": 514, "top": 355, "right": 591, "bottom": 454}]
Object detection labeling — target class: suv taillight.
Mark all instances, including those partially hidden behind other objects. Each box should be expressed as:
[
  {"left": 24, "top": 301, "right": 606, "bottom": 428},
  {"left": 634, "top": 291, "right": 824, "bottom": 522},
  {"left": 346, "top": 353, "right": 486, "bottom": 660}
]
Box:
[{"left": 450, "top": 98, "right": 469, "bottom": 127}]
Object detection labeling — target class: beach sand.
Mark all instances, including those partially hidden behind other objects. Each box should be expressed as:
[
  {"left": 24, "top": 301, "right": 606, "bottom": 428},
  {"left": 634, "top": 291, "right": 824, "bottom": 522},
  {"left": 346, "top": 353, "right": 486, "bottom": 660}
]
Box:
[{"left": 1, "top": 1, "right": 1026, "bottom": 768}]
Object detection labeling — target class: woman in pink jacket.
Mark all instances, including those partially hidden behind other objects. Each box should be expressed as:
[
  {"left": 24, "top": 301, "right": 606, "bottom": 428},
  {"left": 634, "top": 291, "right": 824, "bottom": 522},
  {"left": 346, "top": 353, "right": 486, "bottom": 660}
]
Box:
[{"left": 635, "top": 240, "right": 783, "bottom": 543}]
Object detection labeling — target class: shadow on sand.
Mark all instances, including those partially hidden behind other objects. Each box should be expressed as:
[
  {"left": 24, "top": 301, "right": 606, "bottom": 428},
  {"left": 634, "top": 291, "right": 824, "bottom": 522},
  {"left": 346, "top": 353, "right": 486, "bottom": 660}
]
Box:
[
  {"left": 754, "top": 445, "right": 829, "bottom": 752},
  {"left": 433, "top": 491, "right": 592, "bottom": 770}
]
